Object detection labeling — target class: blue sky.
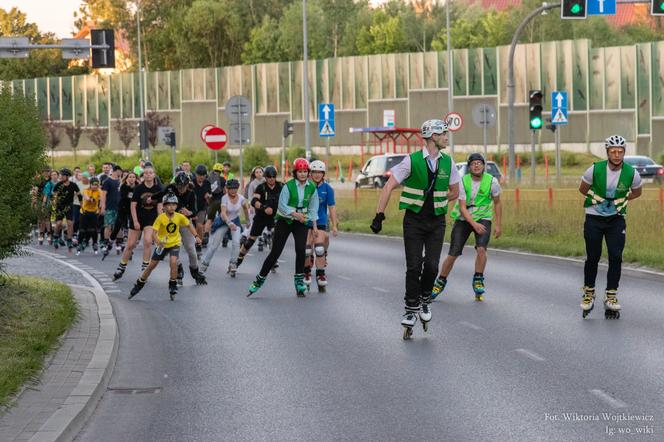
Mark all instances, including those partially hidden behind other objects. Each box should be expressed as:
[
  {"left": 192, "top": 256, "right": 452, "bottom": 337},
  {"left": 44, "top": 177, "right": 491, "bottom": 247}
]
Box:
[{"left": 0, "top": 0, "right": 82, "bottom": 37}]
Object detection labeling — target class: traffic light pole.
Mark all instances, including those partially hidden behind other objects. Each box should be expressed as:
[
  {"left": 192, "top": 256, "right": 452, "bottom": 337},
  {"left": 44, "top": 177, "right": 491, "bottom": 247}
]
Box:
[{"left": 531, "top": 129, "right": 537, "bottom": 185}]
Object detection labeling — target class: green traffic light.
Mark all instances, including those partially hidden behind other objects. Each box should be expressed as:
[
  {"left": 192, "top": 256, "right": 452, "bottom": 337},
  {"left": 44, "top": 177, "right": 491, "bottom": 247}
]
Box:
[
  {"left": 571, "top": 4, "right": 582, "bottom": 14},
  {"left": 660, "top": 2, "right": 664, "bottom": 11},
  {"left": 530, "top": 117, "right": 543, "bottom": 129}
]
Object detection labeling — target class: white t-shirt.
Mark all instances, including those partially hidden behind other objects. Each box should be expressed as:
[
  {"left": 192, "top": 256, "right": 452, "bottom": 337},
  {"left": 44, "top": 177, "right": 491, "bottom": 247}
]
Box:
[
  {"left": 221, "top": 194, "right": 246, "bottom": 221},
  {"left": 581, "top": 164, "right": 642, "bottom": 216},
  {"left": 391, "top": 147, "right": 461, "bottom": 186},
  {"left": 458, "top": 176, "right": 501, "bottom": 201}
]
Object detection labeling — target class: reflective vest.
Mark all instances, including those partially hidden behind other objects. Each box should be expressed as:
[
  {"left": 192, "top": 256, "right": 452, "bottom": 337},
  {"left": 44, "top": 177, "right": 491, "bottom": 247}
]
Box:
[
  {"left": 276, "top": 178, "right": 316, "bottom": 223},
  {"left": 584, "top": 160, "right": 634, "bottom": 215},
  {"left": 399, "top": 151, "right": 452, "bottom": 216},
  {"left": 450, "top": 173, "right": 494, "bottom": 221}
]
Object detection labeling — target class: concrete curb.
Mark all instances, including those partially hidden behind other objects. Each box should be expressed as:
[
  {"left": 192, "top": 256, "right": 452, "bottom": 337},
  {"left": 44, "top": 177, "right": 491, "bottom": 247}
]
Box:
[
  {"left": 27, "top": 248, "right": 119, "bottom": 442},
  {"left": 342, "top": 231, "right": 664, "bottom": 280}
]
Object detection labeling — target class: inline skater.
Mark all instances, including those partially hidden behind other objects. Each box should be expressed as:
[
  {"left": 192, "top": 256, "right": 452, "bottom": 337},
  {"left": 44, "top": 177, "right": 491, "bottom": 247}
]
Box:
[
  {"left": 129, "top": 193, "right": 202, "bottom": 301},
  {"left": 35, "top": 168, "right": 52, "bottom": 244},
  {"left": 163, "top": 172, "right": 207, "bottom": 285},
  {"left": 303, "top": 160, "right": 338, "bottom": 292},
  {"left": 578, "top": 135, "right": 642, "bottom": 319},
  {"left": 42, "top": 170, "right": 60, "bottom": 245},
  {"left": 192, "top": 164, "right": 211, "bottom": 257},
  {"left": 370, "top": 119, "right": 459, "bottom": 340},
  {"left": 205, "top": 163, "right": 227, "bottom": 246},
  {"left": 109, "top": 171, "right": 137, "bottom": 255},
  {"left": 200, "top": 179, "right": 249, "bottom": 277},
  {"left": 242, "top": 166, "right": 265, "bottom": 244},
  {"left": 52, "top": 168, "right": 82, "bottom": 253},
  {"left": 100, "top": 165, "right": 122, "bottom": 258},
  {"left": 113, "top": 165, "right": 163, "bottom": 280},
  {"left": 77, "top": 177, "right": 102, "bottom": 255},
  {"left": 236, "top": 166, "right": 282, "bottom": 269},
  {"left": 247, "top": 158, "right": 319, "bottom": 298},
  {"left": 432, "top": 153, "right": 502, "bottom": 301}
]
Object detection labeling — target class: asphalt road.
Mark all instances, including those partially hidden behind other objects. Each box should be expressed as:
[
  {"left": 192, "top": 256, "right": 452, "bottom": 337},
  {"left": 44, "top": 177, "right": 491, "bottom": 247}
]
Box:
[{"left": 44, "top": 232, "right": 664, "bottom": 442}]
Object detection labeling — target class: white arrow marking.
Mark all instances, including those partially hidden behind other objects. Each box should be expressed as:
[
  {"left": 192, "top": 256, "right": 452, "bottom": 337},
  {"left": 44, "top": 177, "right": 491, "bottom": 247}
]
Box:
[
  {"left": 598, "top": 0, "right": 605, "bottom": 13},
  {"left": 556, "top": 92, "right": 564, "bottom": 109},
  {"left": 322, "top": 104, "right": 331, "bottom": 121}
]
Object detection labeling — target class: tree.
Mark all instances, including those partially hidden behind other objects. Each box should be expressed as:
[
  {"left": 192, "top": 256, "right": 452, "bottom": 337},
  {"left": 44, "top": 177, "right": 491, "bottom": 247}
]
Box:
[
  {"left": 242, "top": 16, "right": 284, "bottom": 64},
  {"left": 145, "top": 111, "right": 169, "bottom": 148},
  {"left": 64, "top": 122, "right": 83, "bottom": 162},
  {"left": 87, "top": 119, "right": 108, "bottom": 151},
  {"left": 42, "top": 119, "right": 62, "bottom": 168},
  {"left": 113, "top": 118, "right": 138, "bottom": 154}
]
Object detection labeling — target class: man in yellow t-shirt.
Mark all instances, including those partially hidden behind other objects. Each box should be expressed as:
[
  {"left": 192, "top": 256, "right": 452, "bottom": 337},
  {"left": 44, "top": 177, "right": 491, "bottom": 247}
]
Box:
[
  {"left": 129, "top": 193, "right": 202, "bottom": 301},
  {"left": 77, "top": 177, "right": 101, "bottom": 255}
]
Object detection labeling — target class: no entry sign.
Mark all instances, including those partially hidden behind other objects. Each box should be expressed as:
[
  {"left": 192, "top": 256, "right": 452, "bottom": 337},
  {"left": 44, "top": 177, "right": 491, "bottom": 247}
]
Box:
[
  {"left": 204, "top": 126, "right": 227, "bottom": 150},
  {"left": 200, "top": 124, "right": 216, "bottom": 142}
]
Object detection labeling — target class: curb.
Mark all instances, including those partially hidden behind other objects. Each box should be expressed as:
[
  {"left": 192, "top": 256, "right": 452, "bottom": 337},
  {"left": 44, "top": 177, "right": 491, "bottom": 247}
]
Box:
[
  {"left": 341, "top": 231, "right": 664, "bottom": 280},
  {"left": 27, "top": 248, "right": 119, "bottom": 442}
]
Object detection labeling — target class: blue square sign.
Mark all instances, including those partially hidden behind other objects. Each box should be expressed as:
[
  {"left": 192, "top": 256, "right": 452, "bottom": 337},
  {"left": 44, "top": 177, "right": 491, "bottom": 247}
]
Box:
[{"left": 588, "top": 0, "right": 616, "bottom": 15}]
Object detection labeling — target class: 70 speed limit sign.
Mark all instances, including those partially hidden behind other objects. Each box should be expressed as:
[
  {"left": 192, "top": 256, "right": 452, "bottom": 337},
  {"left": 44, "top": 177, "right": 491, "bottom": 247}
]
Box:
[{"left": 445, "top": 112, "right": 464, "bottom": 132}]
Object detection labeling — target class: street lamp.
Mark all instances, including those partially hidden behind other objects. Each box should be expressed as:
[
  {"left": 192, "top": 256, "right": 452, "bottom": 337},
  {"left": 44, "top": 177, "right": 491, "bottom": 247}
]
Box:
[
  {"left": 129, "top": 1, "right": 148, "bottom": 160},
  {"left": 302, "top": 0, "right": 311, "bottom": 161},
  {"left": 446, "top": 0, "right": 454, "bottom": 154}
]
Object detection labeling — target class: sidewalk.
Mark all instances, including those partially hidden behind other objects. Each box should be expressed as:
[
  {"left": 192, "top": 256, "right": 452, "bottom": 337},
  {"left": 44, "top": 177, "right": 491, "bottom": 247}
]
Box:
[{"left": 0, "top": 250, "right": 118, "bottom": 442}]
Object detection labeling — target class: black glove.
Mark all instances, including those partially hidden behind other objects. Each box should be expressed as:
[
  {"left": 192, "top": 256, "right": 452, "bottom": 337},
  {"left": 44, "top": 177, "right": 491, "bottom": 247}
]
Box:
[{"left": 370, "top": 212, "right": 386, "bottom": 234}]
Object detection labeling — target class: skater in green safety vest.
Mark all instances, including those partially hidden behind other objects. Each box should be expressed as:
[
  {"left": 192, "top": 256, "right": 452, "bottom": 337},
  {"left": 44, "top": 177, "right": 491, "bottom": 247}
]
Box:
[
  {"left": 247, "top": 158, "right": 319, "bottom": 298},
  {"left": 578, "top": 135, "right": 642, "bottom": 319},
  {"left": 370, "top": 119, "right": 460, "bottom": 340},
  {"left": 432, "top": 153, "right": 502, "bottom": 302}
]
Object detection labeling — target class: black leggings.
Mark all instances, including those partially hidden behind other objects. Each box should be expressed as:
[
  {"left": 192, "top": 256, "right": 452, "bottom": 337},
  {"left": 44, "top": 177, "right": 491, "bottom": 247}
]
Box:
[
  {"left": 584, "top": 214, "right": 626, "bottom": 291},
  {"left": 111, "top": 209, "right": 130, "bottom": 241},
  {"left": 259, "top": 219, "right": 308, "bottom": 277},
  {"left": 79, "top": 212, "right": 99, "bottom": 246}
]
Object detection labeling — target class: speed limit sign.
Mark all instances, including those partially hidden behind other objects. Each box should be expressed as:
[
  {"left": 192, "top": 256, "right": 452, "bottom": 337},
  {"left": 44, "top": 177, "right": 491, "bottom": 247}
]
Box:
[{"left": 445, "top": 112, "right": 464, "bottom": 132}]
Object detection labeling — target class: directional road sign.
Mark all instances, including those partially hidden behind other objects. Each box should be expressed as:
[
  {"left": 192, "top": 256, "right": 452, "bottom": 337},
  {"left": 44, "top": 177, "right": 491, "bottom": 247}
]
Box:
[
  {"left": 225, "top": 96, "right": 251, "bottom": 124},
  {"left": 472, "top": 103, "right": 496, "bottom": 128},
  {"left": 204, "top": 126, "right": 227, "bottom": 150},
  {"left": 588, "top": 0, "right": 616, "bottom": 15},
  {"left": 551, "top": 91, "right": 569, "bottom": 125},
  {"left": 319, "top": 103, "right": 335, "bottom": 137}
]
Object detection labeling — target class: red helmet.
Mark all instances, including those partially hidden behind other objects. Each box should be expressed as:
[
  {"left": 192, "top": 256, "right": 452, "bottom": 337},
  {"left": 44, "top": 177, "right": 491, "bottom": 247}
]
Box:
[{"left": 292, "top": 158, "right": 310, "bottom": 173}]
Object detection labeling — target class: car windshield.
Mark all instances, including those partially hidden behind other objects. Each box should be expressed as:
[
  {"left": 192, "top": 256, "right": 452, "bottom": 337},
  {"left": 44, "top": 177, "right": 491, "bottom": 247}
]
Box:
[
  {"left": 625, "top": 157, "right": 655, "bottom": 166},
  {"left": 386, "top": 156, "right": 406, "bottom": 170}
]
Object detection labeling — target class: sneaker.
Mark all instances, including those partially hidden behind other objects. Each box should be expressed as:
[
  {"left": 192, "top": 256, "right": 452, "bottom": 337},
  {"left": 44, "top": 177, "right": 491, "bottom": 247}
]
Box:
[{"left": 304, "top": 272, "right": 312, "bottom": 285}]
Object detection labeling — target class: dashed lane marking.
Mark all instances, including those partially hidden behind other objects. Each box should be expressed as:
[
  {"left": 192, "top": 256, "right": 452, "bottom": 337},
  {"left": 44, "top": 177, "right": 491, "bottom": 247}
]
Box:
[
  {"left": 590, "top": 389, "right": 627, "bottom": 409},
  {"left": 458, "top": 321, "right": 484, "bottom": 331},
  {"left": 514, "top": 348, "right": 546, "bottom": 362},
  {"left": 371, "top": 287, "right": 389, "bottom": 293}
]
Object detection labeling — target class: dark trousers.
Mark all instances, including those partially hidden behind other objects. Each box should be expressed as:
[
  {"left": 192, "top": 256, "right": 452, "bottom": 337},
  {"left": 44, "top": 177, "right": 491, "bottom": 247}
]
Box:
[
  {"left": 110, "top": 209, "right": 129, "bottom": 241},
  {"left": 403, "top": 210, "right": 445, "bottom": 310},
  {"left": 71, "top": 204, "right": 80, "bottom": 233},
  {"left": 584, "top": 214, "right": 626, "bottom": 291},
  {"left": 259, "top": 219, "right": 308, "bottom": 277},
  {"left": 79, "top": 212, "right": 99, "bottom": 247}
]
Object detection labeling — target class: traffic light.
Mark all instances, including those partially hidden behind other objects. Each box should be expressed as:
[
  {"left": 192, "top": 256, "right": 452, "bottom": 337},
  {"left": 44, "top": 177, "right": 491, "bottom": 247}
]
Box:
[
  {"left": 561, "top": 0, "right": 587, "bottom": 19},
  {"left": 545, "top": 117, "right": 557, "bottom": 133},
  {"left": 283, "top": 120, "right": 294, "bottom": 139},
  {"left": 91, "top": 29, "right": 115, "bottom": 69},
  {"left": 652, "top": 1, "right": 664, "bottom": 16},
  {"left": 529, "top": 90, "right": 543, "bottom": 130}
]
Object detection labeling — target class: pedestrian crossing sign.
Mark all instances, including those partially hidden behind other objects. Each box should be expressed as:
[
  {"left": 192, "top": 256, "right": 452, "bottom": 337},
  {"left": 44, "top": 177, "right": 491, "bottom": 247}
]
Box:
[
  {"left": 552, "top": 108, "right": 568, "bottom": 125},
  {"left": 320, "top": 121, "right": 335, "bottom": 136}
]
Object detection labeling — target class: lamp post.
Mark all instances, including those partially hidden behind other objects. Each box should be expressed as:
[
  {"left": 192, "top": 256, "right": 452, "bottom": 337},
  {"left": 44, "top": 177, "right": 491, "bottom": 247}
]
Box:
[
  {"left": 303, "top": 0, "right": 311, "bottom": 161},
  {"left": 133, "top": 1, "right": 148, "bottom": 161},
  {"left": 446, "top": 0, "right": 454, "bottom": 154}
]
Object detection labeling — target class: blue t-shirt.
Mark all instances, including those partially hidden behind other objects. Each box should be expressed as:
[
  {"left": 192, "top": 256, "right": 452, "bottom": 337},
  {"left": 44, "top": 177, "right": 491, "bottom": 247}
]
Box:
[{"left": 314, "top": 182, "right": 335, "bottom": 227}]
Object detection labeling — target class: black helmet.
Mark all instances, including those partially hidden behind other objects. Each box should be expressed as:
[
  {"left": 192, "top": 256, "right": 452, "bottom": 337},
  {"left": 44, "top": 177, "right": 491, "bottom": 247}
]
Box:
[
  {"left": 89, "top": 177, "right": 100, "bottom": 185},
  {"left": 195, "top": 164, "right": 208, "bottom": 176},
  {"left": 264, "top": 166, "right": 277, "bottom": 178},
  {"left": 162, "top": 193, "right": 179, "bottom": 205},
  {"left": 466, "top": 153, "right": 485, "bottom": 169},
  {"left": 174, "top": 171, "right": 190, "bottom": 187},
  {"left": 60, "top": 167, "right": 72, "bottom": 177},
  {"left": 226, "top": 179, "right": 240, "bottom": 190}
]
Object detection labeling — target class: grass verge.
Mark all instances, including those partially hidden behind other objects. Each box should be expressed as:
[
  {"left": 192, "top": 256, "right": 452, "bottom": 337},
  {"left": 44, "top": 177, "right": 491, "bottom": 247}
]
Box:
[
  {"left": 337, "top": 187, "right": 664, "bottom": 271},
  {"left": 0, "top": 276, "right": 76, "bottom": 407}
]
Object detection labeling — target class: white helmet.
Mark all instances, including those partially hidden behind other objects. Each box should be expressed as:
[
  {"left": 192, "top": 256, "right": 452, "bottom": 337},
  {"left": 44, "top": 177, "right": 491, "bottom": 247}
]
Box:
[
  {"left": 310, "top": 160, "right": 326, "bottom": 173},
  {"left": 605, "top": 135, "right": 626, "bottom": 150},
  {"left": 420, "top": 119, "right": 448, "bottom": 139}
]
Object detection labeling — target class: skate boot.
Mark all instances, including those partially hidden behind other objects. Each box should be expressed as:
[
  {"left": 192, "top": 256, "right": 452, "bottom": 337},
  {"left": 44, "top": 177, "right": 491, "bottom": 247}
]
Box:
[
  {"left": 227, "top": 260, "right": 238, "bottom": 278},
  {"left": 604, "top": 289, "right": 621, "bottom": 319},
  {"left": 294, "top": 273, "right": 307, "bottom": 298},
  {"left": 58, "top": 237, "right": 66, "bottom": 247},
  {"left": 222, "top": 237, "right": 228, "bottom": 248},
  {"left": 580, "top": 286, "right": 595, "bottom": 318},
  {"left": 196, "top": 244, "right": 202, "bottom": 259},
  {"left": 169, "top": 279, "right": 178, "bottom": 301},
  {"left": 128, "top": 278, "right": 146, "bottom": 299},
  {"left": 235, "top": 254, "right": 245, "bottom": 268},
  {"left": 419, "top": 303, "right": 431, "bottom": 332},
  {"left": 101, "top": 244, "right": 110, "bottom": 260},
  {"left": 189, "top": 267, "right": 207, "bottom": 285},
  {"left": 202, "top": 233, "right": 209, "bottom": 248},
  {"left": 66, "top": 239, "right": 74, "bottom": 253},
  {"left": 177, "top": 263, "right": 184, "bottom": 286},
  {"left": 113, "top": 262, "right": 127, "bottom": 281},
  {"left": 115, "top": 240, "right": 122, "bottom": 255},
  {"left": 401, "top": 308, "right": 419, "bottom": 340},
  {"left": 141, "top": 260, "right": 150, "bottom": 271},
  {"left": 303, "top": 269, "right": 312, "bottom": 291},
  {"left": 247, "top": 274, "right": 267, "bottom": 297},
  {"left": 38, "top": 234, "right": 44, "bottom": 245},
  {"left": 199, "top": 261, "right": 209, "bottom": 274},
  {"left": 53, "top": 235, "right": 59, "bottom": 250},
  {"left": 315, "top": 269, "right": 327, "bottom": 293},
  {"left": 431, "top": 276, "right": 447, "bottom": 300},
  {"left": 257, "top": 236, "right": 264, "bottom": 252},
  {"left": 472, "top": 274, "right": 485, "bottom": 301}
]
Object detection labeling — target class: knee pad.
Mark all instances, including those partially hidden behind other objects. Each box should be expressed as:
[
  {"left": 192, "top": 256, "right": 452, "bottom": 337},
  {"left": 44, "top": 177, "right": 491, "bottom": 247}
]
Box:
[
  {"left": 314, "top": 244, "right": 326, "bottom": 257},
  {"left": 243, "top": 237, "right": 256, "bottom": 251},
  {"left": 305, "top": 246, "right": 313, "bottom": 257}
]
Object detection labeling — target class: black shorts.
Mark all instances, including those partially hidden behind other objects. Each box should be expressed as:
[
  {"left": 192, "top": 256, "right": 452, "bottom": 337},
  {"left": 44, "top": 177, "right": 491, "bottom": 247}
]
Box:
[
  {"left": 250, "top": 215, "right": 275, "bottom": 237},
  {"left": 308, "top": 224, "right": 327, "bottom": 231},
  {"left": 54, "top": 205, "right": 73, "bottom": 221},
  {"left": 136, "top": 210, "right": 158, "bottom": 231},
  {"left": 448, "top": 219, "right": 492, "bottom": 257},
  {"left": 207, "top": 199, "right": 221, "bottom": 220},
  {"left": 152, "top": 246, "right": 180, "bottom": 261}
]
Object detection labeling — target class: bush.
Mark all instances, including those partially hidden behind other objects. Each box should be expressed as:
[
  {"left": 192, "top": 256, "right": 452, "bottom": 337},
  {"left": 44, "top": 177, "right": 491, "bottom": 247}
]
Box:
[
  {"left": 0, "top": 89, "right": 47, "bottom": 264},
  {"left": 242, "top": 145, "right": 271, "bottom": 173},
  {"left": 286, "top": 146, "right": 318, "bottom": 163}
]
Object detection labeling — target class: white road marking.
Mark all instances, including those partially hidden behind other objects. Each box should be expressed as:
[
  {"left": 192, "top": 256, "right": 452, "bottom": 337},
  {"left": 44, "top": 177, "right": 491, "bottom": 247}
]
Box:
[
  {"left": 337, "top": 275, "right": 352, "bottom": 281},
  {"left": 105, "top": 290, "right": 122, "bottom": 293},
  {"left": 371, "top": 286, "right": 388, "bottom": 293},
  {"left": 590, "top": 389, "right": 627, "bottom": 408},
  {"left": 458, "top": 321, "right": 484, "bottom": 331},
  {"left": 514, "top": 348, "right": 546, "bottom": 362}
]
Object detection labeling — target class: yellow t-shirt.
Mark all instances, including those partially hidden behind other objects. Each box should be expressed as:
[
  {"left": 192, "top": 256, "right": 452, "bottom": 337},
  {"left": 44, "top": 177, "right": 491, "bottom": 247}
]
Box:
[
  {"left": 152, "top": 212, "right": 190, "bottom": 249},
  {"left": 81, "top": 188, "right": 101, "bottom": 213}
]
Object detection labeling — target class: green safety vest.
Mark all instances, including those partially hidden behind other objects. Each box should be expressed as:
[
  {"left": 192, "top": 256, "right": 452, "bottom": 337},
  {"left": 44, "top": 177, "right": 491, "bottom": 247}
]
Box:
[
  {"left": 276, "top": 178, "right": 316, "bottom": 223},
  {"left": 399, "top": 151, "right": 452, "bottom": 216},
  {"left": 584, "top": 160, "right": 634, "bottom": 215},
  {"left": 450, "top": 173, "right": 494, "bottom": 222}
]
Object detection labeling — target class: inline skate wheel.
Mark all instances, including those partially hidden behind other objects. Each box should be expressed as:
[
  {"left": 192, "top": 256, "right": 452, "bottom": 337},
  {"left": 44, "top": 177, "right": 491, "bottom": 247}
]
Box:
[{"left": 402, "top": 326, "right": 413, "bottom": 340}]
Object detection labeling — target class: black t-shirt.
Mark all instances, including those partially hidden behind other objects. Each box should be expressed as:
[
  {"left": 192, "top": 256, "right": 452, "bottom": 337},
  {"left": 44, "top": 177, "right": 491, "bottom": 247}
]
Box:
[
  {"left": 118, "top": 183, "right": 135, "bottom": 214},
  {"left": 132, "top": 182, "right": 163, "bottom": 217},
  {"left": 102, "top": 178, "right": 121, "bottom": 211},
  {"left": 164, "top": 184, "right": 197, "bottom": 218},
  {"left": 252, "top": 182, "right": 283, "bottom": 218},
  {"left": 53, "top": 181, "right": 80, "bottom": 208},
  {"left": 193, "top": 179, "right": 212, "bottom": 211},
  {"left": 208, "top": 172, "right": 226, "bottom": 201}
]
